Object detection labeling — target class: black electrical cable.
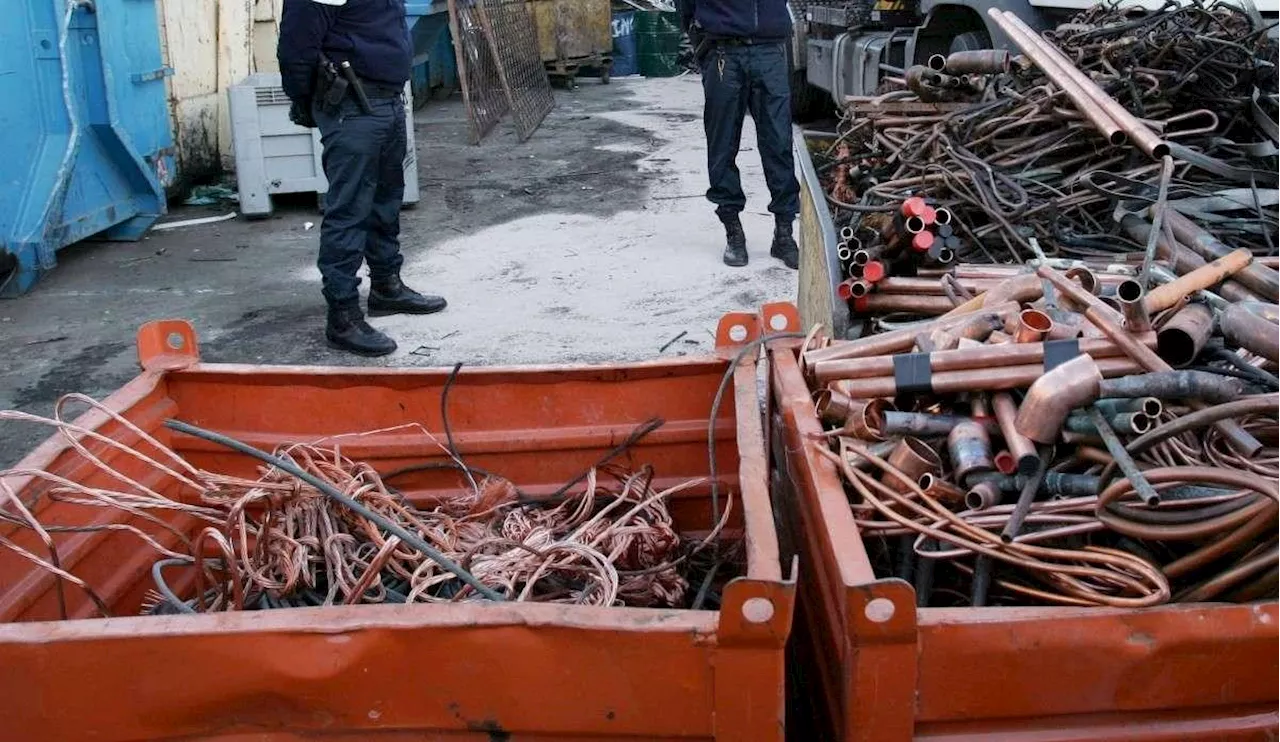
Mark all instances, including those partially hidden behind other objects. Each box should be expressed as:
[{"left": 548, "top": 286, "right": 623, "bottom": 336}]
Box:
[
  {"left": 163, "top": 418, "right": 506, "bottom": 601},
  {"left": 151, "top": 558, "right": 197, "bottom": 614}
]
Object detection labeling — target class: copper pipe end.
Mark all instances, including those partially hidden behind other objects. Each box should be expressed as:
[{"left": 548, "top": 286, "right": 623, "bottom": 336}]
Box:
[
  {"left": 863, "top": 260, "right": 887, "bottom": 283},
  {"left": 965, "top": 481, "right": 1003, "bottom": 511},
  {"left": 1064, "top": 267, "right": 1100, "bottom": 296},
  {"left": 1117, "top": 279, "right": 1152, "bottom": 334},
  {"left": 844, "top": 398, "right": 895, "bottom": 441},
  {"left": 839, "top": 225, "right": 857, "bottom": 242},
  {"left": 901, "top": 197, "right": 929, "bottom": 219},
  {"left": 1156, "top": 303, "right": 1215, "bottom": 367},
  {"left": 919, "top": 472, "right": 966, "bottom": 506},
  {"left": 927, "top": 54, "right": 948, "bottom": 71},
  {"left": 948, "top": 420, "right": 993, "bottom": 485},
  {"left": 837, "top": 244, "right": 853, "bottom": 262},
  {"left": 905, "top": 215, "right": 927, "bottom": 235},
  {"left": 934, "top": 207, "right": 953, "bottom": 226},
  {"left": 1140, "top": 397, "right": 1163, "bottom": 418},
  {"left": 816, "top": 389, "right": 855, "bottom": 423},
  {"left": 837, "top": 280, "right": 855, "bottom": 301},
  {"left": 1015, "top": 354, "right": 1103, "bottom": 444},
  {"left": 852, "top": 249, "right": 872, "bottom": 266},
  {"left": 885, "top": 437, "right": 943, "bottom": 493},
  {"left": 1014, "top": 308, "right": 1054, "bottom": 343},
  {"left": 849, "top": 280, "right": 871, "bottom": 299}
]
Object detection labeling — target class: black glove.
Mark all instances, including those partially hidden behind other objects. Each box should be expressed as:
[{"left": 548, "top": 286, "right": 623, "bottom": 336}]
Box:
[{"left": 289, "top": 98, "right": 316, "bottom": 128}]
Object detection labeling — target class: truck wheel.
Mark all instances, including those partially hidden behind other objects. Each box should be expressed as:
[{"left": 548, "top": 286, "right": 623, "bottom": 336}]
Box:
[{"left": 950, "top": 30, "right": 992, "bottom": 53}]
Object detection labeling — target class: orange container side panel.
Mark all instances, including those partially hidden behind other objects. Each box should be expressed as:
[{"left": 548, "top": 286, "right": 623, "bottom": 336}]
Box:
[
  {"left": 767, "top": 333, "right": 1279, "bottom": 742},
  {"left": 0, "top": 317, "right": 794, "bottom": 742}
]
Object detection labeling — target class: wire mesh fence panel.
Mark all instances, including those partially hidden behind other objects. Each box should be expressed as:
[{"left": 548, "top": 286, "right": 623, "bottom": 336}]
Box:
[
  {"left": 474, "top": 0, "right": 556, "bottom": 141},
  {"left": 448, "top": 0, "right": 509, "bottom": 144}
]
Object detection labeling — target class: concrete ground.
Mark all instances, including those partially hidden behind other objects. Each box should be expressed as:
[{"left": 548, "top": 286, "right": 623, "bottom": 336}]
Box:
[{"left": 0, "top": 76, "right": 797, "bottom": 465}]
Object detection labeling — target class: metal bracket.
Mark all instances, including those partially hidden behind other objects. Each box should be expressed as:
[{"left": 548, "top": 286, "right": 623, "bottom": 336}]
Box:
[
  {"left": 136, "top": 320, "right": 200, "bottom": 371},
  {"left": 131, "top": 67, "right": 174, "bottom": 84},
  {"left": 715, "top": 312, "right": 762, "bottom": 353}
]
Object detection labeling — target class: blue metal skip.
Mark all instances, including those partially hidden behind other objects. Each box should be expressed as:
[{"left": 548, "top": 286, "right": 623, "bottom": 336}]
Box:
[{"left": 0, "top": 0, "right": 175, "bottom": 297}]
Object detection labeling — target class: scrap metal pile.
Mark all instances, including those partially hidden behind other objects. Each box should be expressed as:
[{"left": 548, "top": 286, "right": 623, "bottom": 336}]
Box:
[
  {"left": 0, "top": 396, "right": 734, "bottom": 617},
  {"left": 802, "top": 1, "right": 1279, "bottom": 607},
  {"left": 815, "top": 1, "right": 1279, "bottom": 305}
]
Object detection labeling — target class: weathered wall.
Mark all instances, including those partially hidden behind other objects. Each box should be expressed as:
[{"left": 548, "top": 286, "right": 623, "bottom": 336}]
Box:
[{"left": 158, "top": 0, "right": 280, "bottom": 180}]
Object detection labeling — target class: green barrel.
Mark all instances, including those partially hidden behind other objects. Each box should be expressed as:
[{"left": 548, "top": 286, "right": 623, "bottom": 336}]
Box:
[{"left": 635, "top": 11, "right": 682, "bottom": 77}]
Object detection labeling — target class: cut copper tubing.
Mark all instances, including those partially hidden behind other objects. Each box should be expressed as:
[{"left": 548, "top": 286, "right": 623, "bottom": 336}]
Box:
[
  {"left": 849, "top": 280, "right": 871, "bottom": 299},
  {"left": 948, "top": 420, "right": 994, "bottom": 485},
  {"left": 836, "top": 243, "right": 854, "bottom": 262},
  {"left": 836, "top": 280, "right": 855, "bottom": 302},
  {"left": 1143, "top": 249, "right": 1254, "bottom": 314},
  {"left": 918, "top": 472, "right": 966, "bottom": 506},
  {"left": 1095, "top": 397, "right": 1163, "bottom": 418},
  {"left": 1220, "top": 301, "right": 1280, "bottom": 364},
  {"left": 834, "top": 398, "right": 895, "bottom": 441},
  {"left": 885, "top": 437, "right": 943, "bottom": 494},
  {"left": 1014, "top": 308, "right": 1053, "bottom": 343},
  {"left": 927, "top": 54, "right": 948, "bottom": 72},
  {"left": 1116, "top": 280, "right": 1152, "bottom": 333},
  {"left": 811, "top": 333, "right": 1156, "bottom": 384},
  {"left": 839, "top": 225, "right": 857, "bottom": 242},
  {"left": 880, "top": 411, "right": 998, "bottom": 438},
  {"left": 904, "top": 215, "right": 927, "bottom": 235},
  {"left": 1064, "top": 411, "right": 1154, "bottom": 436},
  {"left": 815, "top": 388, "right": 856, "bottom": 423},
  {"left": 1156, "top": 303, "right": 1214, "bottom": 367},
  {"left": 1096, "top": 371, "right": 1244, "bottom": 405},
  {"left": 1162, "top": 209, "right": 1280, "bottom": 301},
  {"left": 836, "top": 356, "right": 1141, "bottom": 400},
  {"left": 943, "top": 49, "right": 1011, "bottom": 75},
  {"left": 991, "top": 10, "right": 1169, "bottom": 159},
  {"left": 853, "top": 293, "right": 954, "bottom": 315},
  {"left": 987, "top": 10, "right": 1126, "bottom": 147},
  {"left": 802, "top": 303, "right": 1021, "bottom": 366},
  {"left": 1015, "top": 354, "right": 1103, "bottom": 444},
  {"left": 965, "top": 480, "right": 1003, "bottom": 511},
  {"left": 991, "top": 392, "right": 1041, "bottom": 476}
]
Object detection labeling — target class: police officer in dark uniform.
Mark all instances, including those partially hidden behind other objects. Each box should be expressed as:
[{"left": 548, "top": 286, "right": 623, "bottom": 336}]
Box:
[
  {"left": 679, "top": 0, "right": 801, "bottom": 270},
  {"left": 279, "top": 0, "right": 446, "bottom": 357}
]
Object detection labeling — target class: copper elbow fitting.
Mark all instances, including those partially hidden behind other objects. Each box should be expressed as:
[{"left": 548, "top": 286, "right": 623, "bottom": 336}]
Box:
[{"left": 1015, "top": 354, "right": 1103, "bottom": 444}]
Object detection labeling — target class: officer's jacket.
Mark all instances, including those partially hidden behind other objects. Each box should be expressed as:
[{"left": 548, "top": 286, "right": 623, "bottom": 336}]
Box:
[
  {"left": 677, "top": 0, "right": 792, "bottom": 43},
  {"left": 278, "top": 0, "right": 413, "bottom": 102}
]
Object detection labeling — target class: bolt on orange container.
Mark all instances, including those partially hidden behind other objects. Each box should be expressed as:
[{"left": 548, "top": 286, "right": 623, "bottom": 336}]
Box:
[
  {"left": 0, "top": 316, "right": 794, "bottom": 741},
  {"left": 760, "top": 301, "right": 1278, "bottom": 742}
]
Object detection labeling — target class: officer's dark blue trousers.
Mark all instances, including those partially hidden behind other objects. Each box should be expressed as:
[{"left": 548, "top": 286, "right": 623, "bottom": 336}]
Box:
[
  {"left": 700, "top": 42, "right": 800, "bottom": 221},
  {"left": 314, "top": 95, "right": 407, "bottom": 309}
]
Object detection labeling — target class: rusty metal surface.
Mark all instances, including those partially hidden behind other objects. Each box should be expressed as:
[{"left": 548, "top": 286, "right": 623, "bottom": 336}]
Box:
[
  {"left": 766, "top": 311, "right": 1279, "bottom": 742},
  {"left": 529, "top": 0, "right": 610, "bottom": 63},
  {"left": 0, "top": 317, "right": 793, "bottom": 741}
]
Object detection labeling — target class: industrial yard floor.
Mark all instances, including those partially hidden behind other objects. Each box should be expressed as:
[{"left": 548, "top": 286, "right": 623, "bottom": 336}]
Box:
[{"left": 0, "top": 77, "right": 797, "bottom": 465}]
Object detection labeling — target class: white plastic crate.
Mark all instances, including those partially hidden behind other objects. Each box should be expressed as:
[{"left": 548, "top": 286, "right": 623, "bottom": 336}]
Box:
[{"left": 228, "top": 72, "right": 420, "bottom": 217}]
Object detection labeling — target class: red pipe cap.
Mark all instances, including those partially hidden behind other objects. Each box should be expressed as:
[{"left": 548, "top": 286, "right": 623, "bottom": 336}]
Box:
[
  {"left": 911, "top": 232, "right": 935, "bottom": 253},
  {"left": 994, "top": 451, "right": 1017, "bottom": 475},
  {"left": 862, "top": 260, "right": 887, "bottom": 283},
  {"left": 921, "top": 206, "right": 938, "bottom": 226},
  {"left": 901, "top": 197, "right": 928, "bottom": 219},
  {"left": 837, "top": 280, "right": 855, "bottom": 301}
]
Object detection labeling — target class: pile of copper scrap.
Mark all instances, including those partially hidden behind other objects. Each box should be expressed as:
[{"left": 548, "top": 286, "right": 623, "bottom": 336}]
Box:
[
  {"left": 800, "top": 264, "right": 1279, "bottom": 608},
  {"left": 0, "top": 396, "right": 733, "bottom": 617},
  {"left": 811, "top": 1, "right": 1277, "bottom": 294}
]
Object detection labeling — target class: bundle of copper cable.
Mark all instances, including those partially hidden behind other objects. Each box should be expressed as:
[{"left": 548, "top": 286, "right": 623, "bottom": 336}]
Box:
[
  {"left": 0, "top": 395, "right": 729, "bottom": 617},
  {"left": 809, "top": 1, "right": 1277, "bottom": 319},
  {"left": 800, "top": 264, "right": 1279, "bottom": 608}
]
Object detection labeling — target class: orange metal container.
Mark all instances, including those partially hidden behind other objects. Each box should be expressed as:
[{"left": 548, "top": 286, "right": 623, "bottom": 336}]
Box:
[
  {"left": 759, "top": 302, "right": 1279, "bottom": 742},
  {"left": 0, "top": 316, "right": 794, "bottom": 741}
]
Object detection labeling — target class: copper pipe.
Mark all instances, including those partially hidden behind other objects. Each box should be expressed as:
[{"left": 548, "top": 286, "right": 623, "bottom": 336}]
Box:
[
  {"left": 1119, "top": 216, "right": 1255, "bottom": 301},
  {"left": 934, "top": 207, "right": 953, "bottom": 226},
  {"left": 991, "top": 392, "right": 1041, "bottom": 476},
  {"left": 1143, "top": 249, "right": 1254, "bottom": 314},
  {"left": 918, "top": 472, "right": 966, "bottom": 507},
  {"left": 1064, "top": 411, "right": 1154, "bottom": 436},
  {"left": 815, "top": 388, "right": 856, "bottom": 423},
  {"left": 927, "top": 54, "right": 948, "bottom": 72},
  {"left": 948, "top": 420, "right": 994, "bottom": 485},
  {"left": 1220, "top": 302, "right": 1280, "bottom": 364},
  {"left": 944, "top": 49, "right": 1010, "bottom": 75},
  {"left": 965, "top": 481, "right": 1004, "bottom": 511},
  {"left": 1096, "top": 371, "right": 1244, "bottom": 405},
  {"left": 1014, "top": 308, "right": 1053, "bottom": 343},
  {"left": 885, "top": 437, "right": 943, "bottom": 494},
  {"left": 1178, "top": 544, "right": 1279, "bottom": 603},
  {"left": 1156, "top": 303, "right": 1214, "bottom": 367},
  {"left": 832, "top": 398, "right": 896, "bottom": 441},
  {"left": 880, "top": 411, "right": 999, "bottom": 438},
  {"left": 811, "top": 333, "right": 1156, "bottom": 384},
  {"left": 1116, "top": 280, "right": 1152, "bottom": 334},
  {"left": 1064, "top": 267, "right": 1100, "bottom": 297},
  {"left": 802, "top": 303, "right": 1021, "bottom": 366},
  {"left": 835, "top": 357, "right": 1141, "bottom": 399},
  {"left": 994, "top": 10, "right": 1168, "bottom": 158},
  {"left": 1162, "top": 210, "right": 1280, "bottom": 301},
  {"left": 874, "top": 277, "right": 1005, "bottom": 295},
  {"left": 987, "top": 330, "right": 1012, "bottom": 345},
  {"left": 849, "top": 280, "right": 872, "bottom": 299},
  {"left": 1037, "top": 264, "right": 1263, "bottom": 456},
  {"left": 1015, "top": 354, "right": 1103, "bottom": 444},
  {"left": 1095, "top": 397, "right": 1163, "bottom": 418},
  {"left": 983, "top": 273, "right": 1044, "bottom": 308},
  {"left": 853, "top": 293, "right": 958, "bottom": 315}
]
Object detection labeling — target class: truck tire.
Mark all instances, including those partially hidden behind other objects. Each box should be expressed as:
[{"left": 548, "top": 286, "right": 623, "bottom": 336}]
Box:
[
  {"left": 950, "top": 30, "right": 992, "bottom": 54},
  {"left": 787, "top": 41, "right": 826, "bottom": 122}
]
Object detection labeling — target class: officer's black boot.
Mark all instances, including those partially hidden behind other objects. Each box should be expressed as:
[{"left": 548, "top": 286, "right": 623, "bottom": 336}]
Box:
[
  {"left": 771, "top": 220, "right": 800, "bottom": 270},
  {"left": 368, "top": 275, "right": 448, "bottom": 316},
  {"left": 722, "top": 214, "right": 748, "bottom": 267},
  {"left": 326, "top": 305, "right": 398, "bottom": 357}
]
